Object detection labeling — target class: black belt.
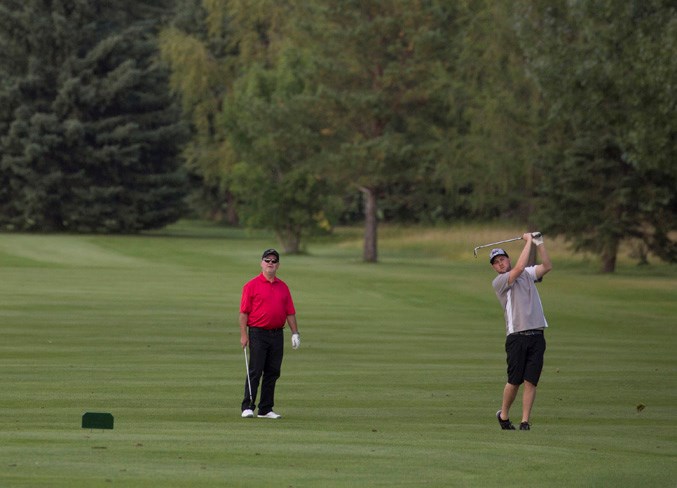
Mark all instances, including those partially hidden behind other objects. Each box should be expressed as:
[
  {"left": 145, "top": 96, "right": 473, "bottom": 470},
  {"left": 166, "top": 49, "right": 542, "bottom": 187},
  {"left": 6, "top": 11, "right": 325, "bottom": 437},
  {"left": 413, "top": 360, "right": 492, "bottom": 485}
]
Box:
[
  {"left": 512, "top": 330, "right": 544, "bottom": 336},
  {"left": 249, "top": 327, "right": 283, "bottom": 333}
]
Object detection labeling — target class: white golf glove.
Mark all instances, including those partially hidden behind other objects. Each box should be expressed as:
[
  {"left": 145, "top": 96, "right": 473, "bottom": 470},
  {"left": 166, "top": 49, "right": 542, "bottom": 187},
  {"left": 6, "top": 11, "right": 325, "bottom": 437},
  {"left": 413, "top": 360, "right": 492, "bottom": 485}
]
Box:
[
  {"left": 531, "top": 232, "right": 544, "bottom": 246},
  {"left": 291, "top": 333, "right": 300, "bottom": 349}
]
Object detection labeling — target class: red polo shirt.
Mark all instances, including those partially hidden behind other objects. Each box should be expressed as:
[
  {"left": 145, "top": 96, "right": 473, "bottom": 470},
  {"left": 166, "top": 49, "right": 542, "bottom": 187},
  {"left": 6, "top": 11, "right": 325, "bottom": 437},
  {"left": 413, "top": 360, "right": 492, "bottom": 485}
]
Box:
[{"left": 240, "top": 273, "right": 296, "bottom": 329}]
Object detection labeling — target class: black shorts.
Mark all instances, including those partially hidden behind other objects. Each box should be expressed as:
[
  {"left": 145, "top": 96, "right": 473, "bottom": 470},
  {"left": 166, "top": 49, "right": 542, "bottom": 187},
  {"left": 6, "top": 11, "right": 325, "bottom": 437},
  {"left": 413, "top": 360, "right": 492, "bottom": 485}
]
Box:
[{"left": 505, "top": 331, "right": 546, "bottom": 386}]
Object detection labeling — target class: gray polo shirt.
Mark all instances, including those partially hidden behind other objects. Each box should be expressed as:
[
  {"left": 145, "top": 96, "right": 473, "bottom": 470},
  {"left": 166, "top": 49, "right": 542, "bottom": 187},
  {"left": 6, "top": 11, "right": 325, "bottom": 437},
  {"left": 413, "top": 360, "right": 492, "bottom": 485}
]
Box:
[{"left": 492, "top": 266, "right": 548, "bottom": 336}]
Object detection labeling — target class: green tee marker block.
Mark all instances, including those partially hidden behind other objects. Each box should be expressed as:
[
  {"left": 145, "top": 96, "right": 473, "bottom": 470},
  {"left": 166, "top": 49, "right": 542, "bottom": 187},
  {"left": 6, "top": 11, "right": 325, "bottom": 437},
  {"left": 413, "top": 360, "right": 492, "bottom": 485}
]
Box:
[{"left": 82, "top": 412, "right": 114, "bottom": 430}]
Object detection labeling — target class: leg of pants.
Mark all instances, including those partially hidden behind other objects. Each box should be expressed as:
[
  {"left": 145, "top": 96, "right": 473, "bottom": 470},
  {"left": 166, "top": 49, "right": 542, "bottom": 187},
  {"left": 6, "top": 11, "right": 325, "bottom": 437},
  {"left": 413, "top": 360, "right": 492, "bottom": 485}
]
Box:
[{"left": 242, "top": 350, "right": 257, "bottom": 411}]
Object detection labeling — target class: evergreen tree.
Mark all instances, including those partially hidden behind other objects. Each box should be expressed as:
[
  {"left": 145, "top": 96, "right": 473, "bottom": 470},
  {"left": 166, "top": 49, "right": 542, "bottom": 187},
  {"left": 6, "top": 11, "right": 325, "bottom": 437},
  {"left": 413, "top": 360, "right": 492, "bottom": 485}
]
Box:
[
  {"left": 515, "top": 0, "right": 676, "bottom": 271},
  {"left": 0, "top": 0, "right": 187, "bottom": 232}
]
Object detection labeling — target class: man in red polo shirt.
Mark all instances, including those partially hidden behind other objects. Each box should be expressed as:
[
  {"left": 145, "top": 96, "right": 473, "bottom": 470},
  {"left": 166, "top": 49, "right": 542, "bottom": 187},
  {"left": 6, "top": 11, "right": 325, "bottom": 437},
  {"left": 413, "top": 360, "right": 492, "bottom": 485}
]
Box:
[{"left": 240, "top": 248, "right": 300, "bottom": 419}]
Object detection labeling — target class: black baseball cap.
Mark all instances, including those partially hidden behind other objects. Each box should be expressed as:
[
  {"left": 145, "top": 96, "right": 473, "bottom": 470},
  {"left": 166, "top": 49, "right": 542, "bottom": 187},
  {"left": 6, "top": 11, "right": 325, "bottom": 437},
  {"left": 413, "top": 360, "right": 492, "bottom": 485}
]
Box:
[{"left": 262, "top": 248, "right": 279, "bottom": 260}]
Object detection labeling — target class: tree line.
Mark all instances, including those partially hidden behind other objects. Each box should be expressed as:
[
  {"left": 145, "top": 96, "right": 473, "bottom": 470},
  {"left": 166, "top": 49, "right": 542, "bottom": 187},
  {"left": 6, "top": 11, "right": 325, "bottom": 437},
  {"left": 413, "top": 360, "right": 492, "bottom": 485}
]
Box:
[{"left": 1, "top": 0, "right": 674, "bottom": 271}]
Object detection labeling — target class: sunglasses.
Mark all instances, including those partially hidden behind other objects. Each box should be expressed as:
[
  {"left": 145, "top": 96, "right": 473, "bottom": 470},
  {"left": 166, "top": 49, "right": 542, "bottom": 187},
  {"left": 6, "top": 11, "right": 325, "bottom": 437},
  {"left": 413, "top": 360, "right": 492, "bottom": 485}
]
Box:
[{"left": 263, "top": 258, "right": 278, "bottom": 264}]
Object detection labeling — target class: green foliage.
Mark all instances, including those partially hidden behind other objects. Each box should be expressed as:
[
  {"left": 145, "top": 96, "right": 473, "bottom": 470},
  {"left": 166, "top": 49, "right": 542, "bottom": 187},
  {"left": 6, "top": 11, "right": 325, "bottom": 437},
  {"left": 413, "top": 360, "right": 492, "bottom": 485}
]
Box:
[
  {"left": 304, "top": 1, "right": 460, "bottom": 185},
  {"left": 160, "top": 2, "right": 674, "bottom": 269},
  {"left": 449, "top": 1, "right": 543, "bottom": 219},
  {"left": 159, "top": 0, "right": 234, "bottom": 183},
  {"left": 295, "top": 1, "right": 471, "bottom": 259},
  {"left": 615, "top": 1, "right": 677, "bottom": 176},
  {"left": 515, "top": 0, "right": 677, "bottom": 270},
  {"left": 159, "top": 0, "right": 291, "bottom": 223},
  {"left": 536, "top": 136, "right": 676, "bottom": 270},
  {"left": 231, "top": 162, "right": 337, "bottom": 252},
  {"left": 224, "top": 45, "right": 337, "bottom": 252},
  {"left": 0, "top": 0, "right": 187, "bottom": 233}
]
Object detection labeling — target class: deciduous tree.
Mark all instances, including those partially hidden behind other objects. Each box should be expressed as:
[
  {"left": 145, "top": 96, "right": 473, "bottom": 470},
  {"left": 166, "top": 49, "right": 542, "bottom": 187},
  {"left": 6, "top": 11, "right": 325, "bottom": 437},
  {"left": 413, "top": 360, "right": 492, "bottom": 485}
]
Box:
[{"left": 301, "top": 1, "right": 464, "bottom": 261}]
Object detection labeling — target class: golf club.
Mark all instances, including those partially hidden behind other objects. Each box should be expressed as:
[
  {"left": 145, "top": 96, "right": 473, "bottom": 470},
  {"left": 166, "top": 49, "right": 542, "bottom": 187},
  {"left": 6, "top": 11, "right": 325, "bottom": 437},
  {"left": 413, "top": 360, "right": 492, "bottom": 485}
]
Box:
[
  {"left": 243, "top": 347, "right": 253, "bottom": 403},
  {"left": 473, "top": 232, "right": 541, "bottom": 258}
]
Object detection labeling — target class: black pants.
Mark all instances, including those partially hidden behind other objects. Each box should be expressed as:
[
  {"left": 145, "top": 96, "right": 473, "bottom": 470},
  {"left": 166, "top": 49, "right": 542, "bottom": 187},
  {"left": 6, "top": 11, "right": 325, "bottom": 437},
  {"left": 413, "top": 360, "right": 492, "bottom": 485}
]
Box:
[{"left": 242, "top": 327, "right": 284, "bottom": 415}]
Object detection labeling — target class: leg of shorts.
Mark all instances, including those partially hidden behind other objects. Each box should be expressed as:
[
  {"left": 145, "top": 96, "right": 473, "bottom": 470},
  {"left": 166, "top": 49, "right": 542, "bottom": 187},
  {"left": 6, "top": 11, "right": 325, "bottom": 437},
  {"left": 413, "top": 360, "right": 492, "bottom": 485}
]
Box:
[
  {"left": 523, "top": 334, "right": 546, "bottom": 386},
  {"left": 505, "top": 334, "right": 527, "bottom": 385}
]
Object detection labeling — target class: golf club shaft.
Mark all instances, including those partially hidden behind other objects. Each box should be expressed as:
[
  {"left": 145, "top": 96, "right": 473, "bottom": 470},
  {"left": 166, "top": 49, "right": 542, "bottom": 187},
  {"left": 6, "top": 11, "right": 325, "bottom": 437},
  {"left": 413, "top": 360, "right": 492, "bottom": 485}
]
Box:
[
  {"left": 473, "top": 237, "right": 522, "bottom": 257},
  {"left": 472, "top": 232, "right": 541, "bottom": 257},
  {"left": 243, "top": 347, "right": 253, "bottom": 402}
]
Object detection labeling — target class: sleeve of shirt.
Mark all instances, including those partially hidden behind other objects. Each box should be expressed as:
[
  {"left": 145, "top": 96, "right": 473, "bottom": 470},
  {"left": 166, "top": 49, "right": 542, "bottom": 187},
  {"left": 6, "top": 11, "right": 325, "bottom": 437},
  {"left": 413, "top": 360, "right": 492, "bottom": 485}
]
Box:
[
  {"left": 240, "top": 282, "right": 252, "bottom": 314},
  {"left": 525, "top": 266, "right": 537, "bottom": 282},
  {"left": 492, "top": 273, "right": 510, "bottom": 295},
  {"left": 285, "top": 286, "right": 296, "bottom": 316}
]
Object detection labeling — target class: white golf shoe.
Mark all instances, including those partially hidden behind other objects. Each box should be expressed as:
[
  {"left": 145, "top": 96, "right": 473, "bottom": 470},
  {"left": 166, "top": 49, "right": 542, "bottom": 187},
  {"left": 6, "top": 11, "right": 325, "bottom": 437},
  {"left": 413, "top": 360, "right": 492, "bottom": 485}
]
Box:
[
  {"left": 257, "top": 411, "right": 281, "bottom": 419},
  {"left": 241, "top": 409, "right": 254, "bottom": 418}
]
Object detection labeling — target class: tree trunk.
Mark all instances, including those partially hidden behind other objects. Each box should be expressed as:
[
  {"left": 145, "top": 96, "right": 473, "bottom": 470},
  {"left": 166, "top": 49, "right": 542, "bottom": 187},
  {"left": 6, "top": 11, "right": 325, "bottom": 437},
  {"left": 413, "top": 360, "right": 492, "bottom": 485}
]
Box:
[
  {"left": 360, "top": 186, "right": 378, "bottom": 263},
  {"left": 225, "top": 191, "right": 239, "bottom": 226},
  {"left": 278, "top": 226, "right": 302, "bottom": 254},
  {"left": 600, "top": 238, "right": 619, "bottom": 273}
]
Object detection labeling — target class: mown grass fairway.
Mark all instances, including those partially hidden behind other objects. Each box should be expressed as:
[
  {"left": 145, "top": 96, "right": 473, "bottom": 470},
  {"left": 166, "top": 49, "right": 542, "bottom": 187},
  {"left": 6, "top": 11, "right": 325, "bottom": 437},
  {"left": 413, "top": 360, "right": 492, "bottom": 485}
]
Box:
[{"left": 1, "top": 222, "right": 675, "bottom": 487}]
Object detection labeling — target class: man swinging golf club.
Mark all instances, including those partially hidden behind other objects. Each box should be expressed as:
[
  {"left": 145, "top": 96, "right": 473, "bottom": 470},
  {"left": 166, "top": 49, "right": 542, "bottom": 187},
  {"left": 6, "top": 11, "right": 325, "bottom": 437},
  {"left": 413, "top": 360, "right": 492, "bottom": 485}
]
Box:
[
  {"left": 490, "top": 232, "right": 552, "bottom": 430},
  {"left": 240, "top": 249, "right": 300, "bottom": 419}
]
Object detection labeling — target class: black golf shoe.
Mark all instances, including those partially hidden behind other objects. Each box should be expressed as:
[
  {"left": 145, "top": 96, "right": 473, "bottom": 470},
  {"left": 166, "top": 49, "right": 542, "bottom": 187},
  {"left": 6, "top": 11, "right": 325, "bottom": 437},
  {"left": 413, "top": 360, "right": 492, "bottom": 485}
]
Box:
[{"left": 496, "top": 410, "right": 515, "bottom": 430}]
